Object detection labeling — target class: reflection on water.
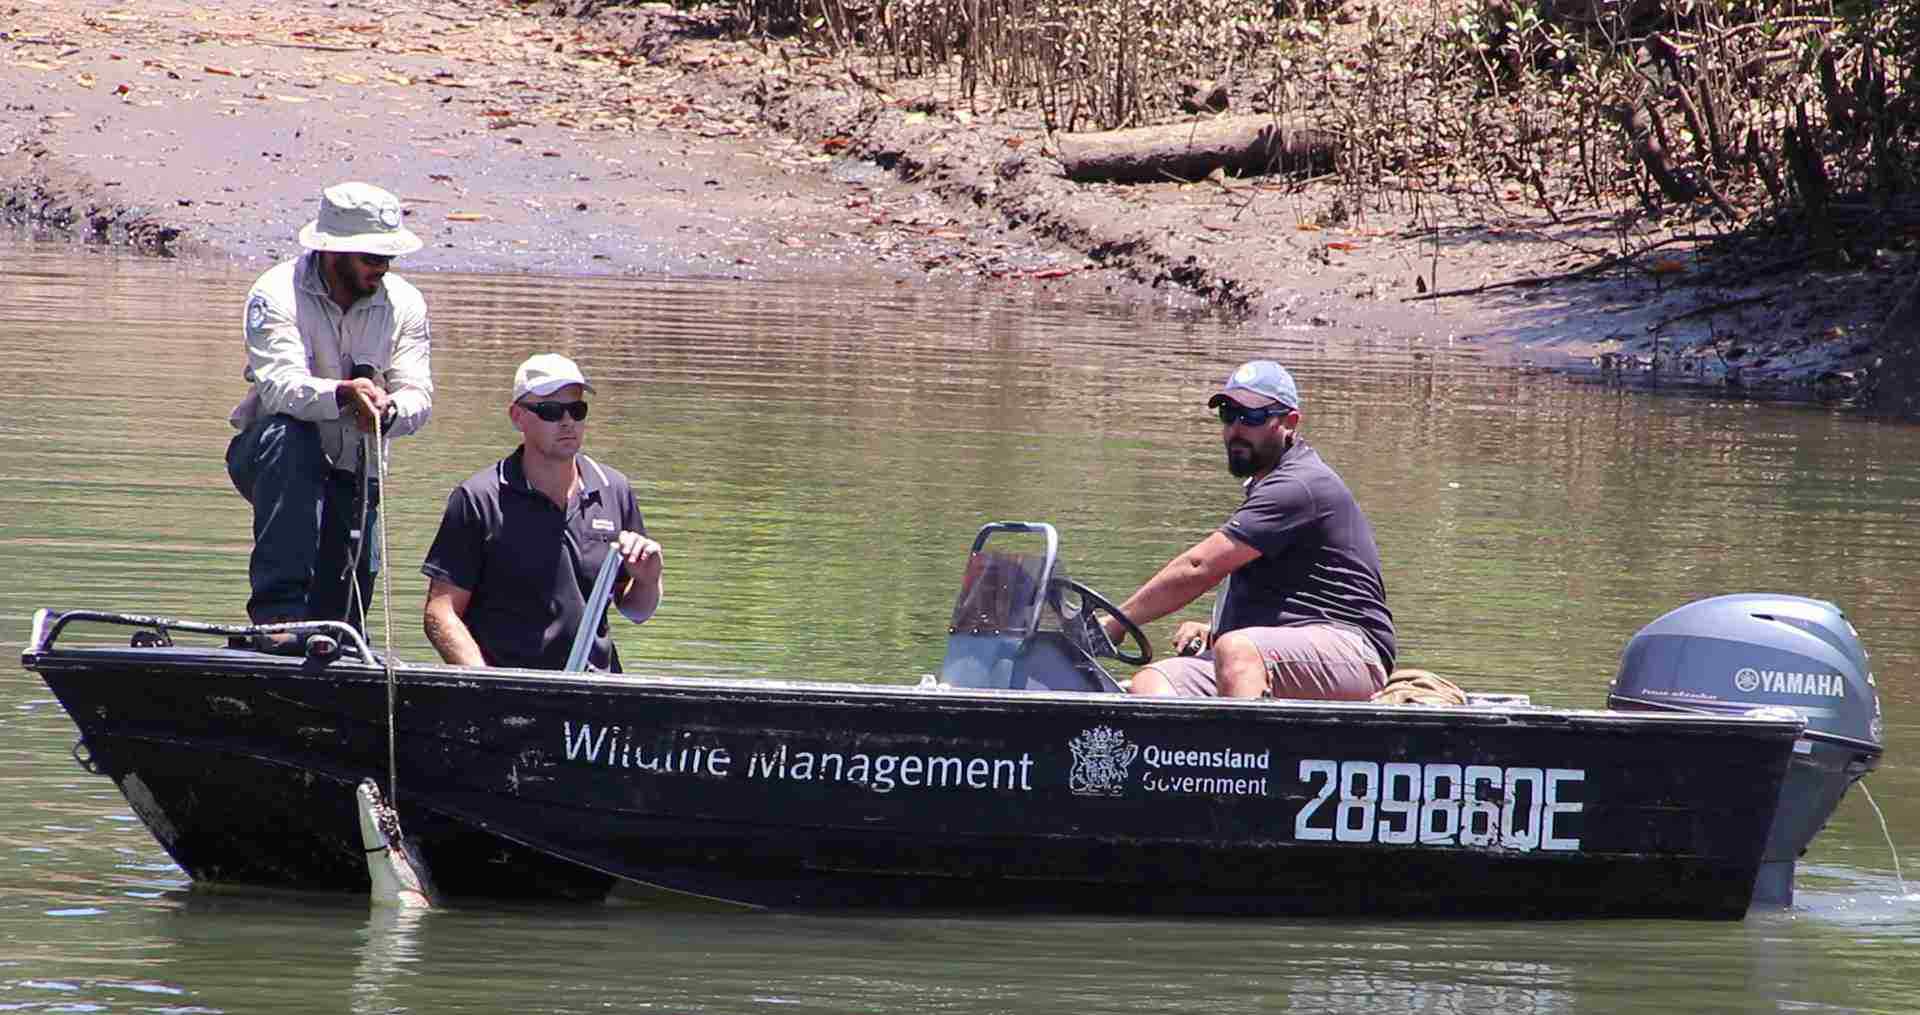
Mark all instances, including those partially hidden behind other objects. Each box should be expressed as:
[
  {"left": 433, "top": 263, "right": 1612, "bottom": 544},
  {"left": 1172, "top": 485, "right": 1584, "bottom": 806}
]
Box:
[
  {"left": 351, "top": 904, "right": 427, "bottom": 1015},
  {"left": 9, "top": 893, "right": 1916, "bottom": 1014},
  {"left": 4, "top": 235, "right": 1919, "bottom": 1012}
]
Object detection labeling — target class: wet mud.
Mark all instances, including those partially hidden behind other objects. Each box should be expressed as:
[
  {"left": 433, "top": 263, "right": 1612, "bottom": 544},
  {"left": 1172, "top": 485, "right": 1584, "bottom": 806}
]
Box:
[{"left": 4, "top": 0, "right": 1915, "bottom": 407}]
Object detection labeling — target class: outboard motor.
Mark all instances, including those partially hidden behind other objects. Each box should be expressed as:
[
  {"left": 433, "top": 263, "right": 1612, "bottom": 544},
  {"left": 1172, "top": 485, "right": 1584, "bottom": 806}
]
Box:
[{"left": 1608, "top": 594, "right": 1884, "bottom": 906}]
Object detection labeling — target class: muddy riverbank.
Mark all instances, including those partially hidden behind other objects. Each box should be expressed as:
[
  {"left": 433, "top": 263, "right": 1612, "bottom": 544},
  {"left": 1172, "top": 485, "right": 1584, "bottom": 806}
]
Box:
[{"left": 4, "top": 0, "right": 1914, "bottom": 404}]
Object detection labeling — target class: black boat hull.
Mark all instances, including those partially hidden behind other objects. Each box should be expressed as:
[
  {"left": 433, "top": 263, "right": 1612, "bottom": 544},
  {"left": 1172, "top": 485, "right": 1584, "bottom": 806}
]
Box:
[{"left": 30, "top": 642, "right": 1804, "bottom": 919}]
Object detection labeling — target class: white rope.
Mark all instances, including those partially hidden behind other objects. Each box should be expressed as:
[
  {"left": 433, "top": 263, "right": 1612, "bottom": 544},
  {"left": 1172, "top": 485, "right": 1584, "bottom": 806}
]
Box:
[
  {"left": 333, "top": 392, "right": 401, "bottom": 812},
  {"left": 345, "top": 424, "right": 372, "bottom": 635},
  {"left": 368, "top": 415, "right": 399, "bottom": 807},
  {"left": 1858, "top": 783, "right": 1908, "bottom": 897}
]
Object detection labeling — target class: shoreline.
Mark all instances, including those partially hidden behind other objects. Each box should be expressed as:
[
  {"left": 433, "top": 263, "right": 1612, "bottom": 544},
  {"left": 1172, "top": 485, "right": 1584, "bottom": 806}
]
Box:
[{"left": 4, "top": 0, "right": 1913, "bottom": 408}]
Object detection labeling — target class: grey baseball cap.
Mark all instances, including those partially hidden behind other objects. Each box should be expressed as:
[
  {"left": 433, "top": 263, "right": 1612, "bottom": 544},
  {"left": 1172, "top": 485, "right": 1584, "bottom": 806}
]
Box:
[{"left": 1207, "top": 360, "right": 1299, "bottom": 410}]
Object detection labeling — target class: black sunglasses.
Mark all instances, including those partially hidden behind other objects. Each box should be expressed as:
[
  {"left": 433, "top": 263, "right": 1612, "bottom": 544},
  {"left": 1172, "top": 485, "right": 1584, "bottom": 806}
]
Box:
[
  {"left": 1217, "top": 403, "right": 1287, "bottom": 427},
  {"left": 518, "top": 400, "right": 590, "bottom": 423}
]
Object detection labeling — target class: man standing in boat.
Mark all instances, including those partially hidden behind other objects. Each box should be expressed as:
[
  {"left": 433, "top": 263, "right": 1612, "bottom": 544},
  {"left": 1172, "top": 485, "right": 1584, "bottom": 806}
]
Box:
[
  {"left": 226, "top": 182, "right": 433, "bottom": 652},
  {"left": 1102, "top": 360, "right": 1395, "bottom": 699},
  {"left": 420, "top": 353, "right": 663, "bottom": 671}
]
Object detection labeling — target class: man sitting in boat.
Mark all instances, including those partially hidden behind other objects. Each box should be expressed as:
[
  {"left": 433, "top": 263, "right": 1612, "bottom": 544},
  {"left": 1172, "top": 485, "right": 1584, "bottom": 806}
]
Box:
[
  {"left": 1101, "top": 359, "right": 1395, "bottom": 700},
  {"left": 419, "top": 354, "right": 663, "bottom": 671}
]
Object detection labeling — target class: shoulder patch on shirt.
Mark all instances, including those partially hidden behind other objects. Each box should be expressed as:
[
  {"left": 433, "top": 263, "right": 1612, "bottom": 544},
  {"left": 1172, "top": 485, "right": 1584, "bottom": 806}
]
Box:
[
  {"left": 590, "top": 518, "right": 616, "bottom": 532},
  {"left": 245, "top": 295, "right": 268, "bottom": 331}
]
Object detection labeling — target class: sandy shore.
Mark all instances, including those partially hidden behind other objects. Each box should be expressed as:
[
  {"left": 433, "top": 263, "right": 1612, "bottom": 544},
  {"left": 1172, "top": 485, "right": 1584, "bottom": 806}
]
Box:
[{"left": 4, "top": 0, "right": 1913, "bottom": 403}]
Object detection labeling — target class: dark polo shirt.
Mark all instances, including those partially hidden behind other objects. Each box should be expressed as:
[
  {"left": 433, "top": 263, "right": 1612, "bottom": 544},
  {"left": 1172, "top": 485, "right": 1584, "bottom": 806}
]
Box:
[
  {"left": 1216, "top": 438, "right": 1396, "bottom": 671},
  {"left": 422, "top": 448, "right": 645, "bottom": 672}
]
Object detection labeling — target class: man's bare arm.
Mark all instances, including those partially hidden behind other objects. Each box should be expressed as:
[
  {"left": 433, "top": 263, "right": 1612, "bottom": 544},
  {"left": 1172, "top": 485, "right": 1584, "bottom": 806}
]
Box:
[
  {"left": 423, "top": 578, "right": 486, "bottom": 666},
  {"left": 1104, "top": 531, "right": 1260, "bottom": 639},
  {"left": 613, "top": 530, "right": 663, "bottom": 624}
]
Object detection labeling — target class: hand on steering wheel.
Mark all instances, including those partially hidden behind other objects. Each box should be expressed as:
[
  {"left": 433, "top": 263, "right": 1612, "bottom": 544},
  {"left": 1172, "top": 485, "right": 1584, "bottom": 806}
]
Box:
[{"left": 1054, "top": 578, "right": 1152, "bottom": 665}]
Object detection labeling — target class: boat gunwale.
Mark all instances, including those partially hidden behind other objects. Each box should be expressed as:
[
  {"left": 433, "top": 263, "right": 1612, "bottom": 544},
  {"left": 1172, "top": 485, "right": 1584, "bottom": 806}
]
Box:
[{"left": 25, "top": 641, "right": 1811, "bottom": 738}]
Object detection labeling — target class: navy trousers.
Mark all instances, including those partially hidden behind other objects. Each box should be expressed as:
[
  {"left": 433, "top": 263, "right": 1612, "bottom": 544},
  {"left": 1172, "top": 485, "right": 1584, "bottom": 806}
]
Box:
[{"left": 226, "top": 414, "right": 380, "bottom": 630}]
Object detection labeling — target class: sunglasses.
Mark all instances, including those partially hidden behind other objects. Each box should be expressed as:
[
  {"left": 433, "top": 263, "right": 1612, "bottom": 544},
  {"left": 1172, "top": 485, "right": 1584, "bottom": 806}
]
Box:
[
  {"left": 518, "top": 400, "right": 590, "bottom": 423},
  {"left": 1216, "top": 403, "right": 1288, "bottom": 427}
]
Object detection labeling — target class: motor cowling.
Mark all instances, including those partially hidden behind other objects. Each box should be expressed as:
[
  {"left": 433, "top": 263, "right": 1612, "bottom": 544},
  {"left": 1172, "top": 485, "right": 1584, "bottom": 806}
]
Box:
[{"left": 1608, "top": 593, "right": 1884, "bottom": 907}]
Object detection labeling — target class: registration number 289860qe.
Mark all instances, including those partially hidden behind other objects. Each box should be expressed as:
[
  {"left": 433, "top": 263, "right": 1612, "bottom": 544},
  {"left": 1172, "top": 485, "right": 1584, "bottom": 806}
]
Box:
[{"left": 1292, "top": 760, "right": 1586, "bottom": 851}]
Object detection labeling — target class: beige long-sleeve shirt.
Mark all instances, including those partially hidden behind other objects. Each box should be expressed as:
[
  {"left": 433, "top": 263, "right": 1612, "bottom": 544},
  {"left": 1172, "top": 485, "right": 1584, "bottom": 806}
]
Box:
[{"left": 228, "top": 251, "right": 433, "bottom": 471}]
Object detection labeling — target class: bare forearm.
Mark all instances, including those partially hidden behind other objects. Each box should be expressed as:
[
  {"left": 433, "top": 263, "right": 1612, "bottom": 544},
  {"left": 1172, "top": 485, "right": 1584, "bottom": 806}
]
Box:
[
  {"left": 1113, "top": 532, "right": 1259, "bottom": 635},
  {"left": 1118, "top": 558, "right": 1220, "bottom": 629},
  {"left": 612, "top": 530, "right": 662, "bottom": 625},
  {"left": 424, "top": 603, "right": 486, "bottom": 666},
  {"left": 617, "top": 576, "right": 661, "bottom": 625}
]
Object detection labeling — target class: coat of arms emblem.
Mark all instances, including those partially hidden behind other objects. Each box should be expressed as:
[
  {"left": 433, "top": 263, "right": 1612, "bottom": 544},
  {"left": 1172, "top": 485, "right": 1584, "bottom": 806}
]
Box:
[{"left": 1069, "top": 725, "right": 1137, "bottom": 796}]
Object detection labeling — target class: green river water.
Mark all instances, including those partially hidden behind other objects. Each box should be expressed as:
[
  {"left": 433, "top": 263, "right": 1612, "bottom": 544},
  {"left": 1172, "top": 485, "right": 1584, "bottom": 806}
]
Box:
[{"left": 2, "top": 235, "right": 1916, "bottom": 1013}]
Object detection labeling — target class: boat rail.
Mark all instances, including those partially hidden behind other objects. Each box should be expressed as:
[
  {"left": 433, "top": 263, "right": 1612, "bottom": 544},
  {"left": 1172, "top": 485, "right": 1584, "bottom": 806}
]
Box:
[{"left": 25, "top": 608, "right": 378, "bottom": 666}]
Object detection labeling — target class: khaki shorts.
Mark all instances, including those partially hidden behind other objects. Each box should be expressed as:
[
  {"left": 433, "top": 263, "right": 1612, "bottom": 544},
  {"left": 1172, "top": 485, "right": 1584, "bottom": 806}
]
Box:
[{"left": 1146, "top": 624, "right": 1387, "bottom": 700}]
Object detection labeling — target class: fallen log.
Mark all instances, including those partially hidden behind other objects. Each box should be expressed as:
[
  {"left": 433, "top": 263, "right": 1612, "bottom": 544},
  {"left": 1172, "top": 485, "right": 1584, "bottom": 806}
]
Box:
[{"left": 1055, "top": 116, "right": 1339, "bottom": 184}]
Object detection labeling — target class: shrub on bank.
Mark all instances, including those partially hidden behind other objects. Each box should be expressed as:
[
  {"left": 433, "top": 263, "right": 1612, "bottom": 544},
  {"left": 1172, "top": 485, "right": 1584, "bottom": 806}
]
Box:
[{"left": 715, "top": 0, "right": 1915, "bottom": 254}]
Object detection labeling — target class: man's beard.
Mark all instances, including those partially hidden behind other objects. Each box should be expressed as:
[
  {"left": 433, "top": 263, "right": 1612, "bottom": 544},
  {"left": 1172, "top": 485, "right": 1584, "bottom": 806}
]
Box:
[
  {"left": 1226, "top": 440, "right": 1267, "bottom": 477},
  {"left": 341, "top": 271, "right": 377, "bottom": 302},
  {"left": 326, "top": 256, "right": 378, "bottom": 302}
]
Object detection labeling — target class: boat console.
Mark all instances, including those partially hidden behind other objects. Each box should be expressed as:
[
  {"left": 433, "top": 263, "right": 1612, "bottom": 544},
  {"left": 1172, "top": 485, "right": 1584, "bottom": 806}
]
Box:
[{"left": 936, "top": 522, "right": 1148, "bottom": 693}]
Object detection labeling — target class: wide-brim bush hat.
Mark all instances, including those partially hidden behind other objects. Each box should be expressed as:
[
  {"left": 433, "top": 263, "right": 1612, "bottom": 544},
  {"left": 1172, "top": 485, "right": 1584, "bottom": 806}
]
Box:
[{"left": 297, "top": 181, "right": 423, "bottom": 257}]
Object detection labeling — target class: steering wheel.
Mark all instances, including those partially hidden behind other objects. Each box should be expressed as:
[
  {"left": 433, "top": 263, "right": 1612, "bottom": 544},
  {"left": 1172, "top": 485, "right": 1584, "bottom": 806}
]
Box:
[{"left": 1054, "top": 578, "right": 1152, "bottom": 666}]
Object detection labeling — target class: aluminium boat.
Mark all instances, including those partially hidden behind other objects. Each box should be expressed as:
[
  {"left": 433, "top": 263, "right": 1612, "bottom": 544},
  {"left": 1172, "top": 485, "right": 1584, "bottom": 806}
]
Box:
[{"left": 21, "top": 523, "right": 1882, "bottom": 918}]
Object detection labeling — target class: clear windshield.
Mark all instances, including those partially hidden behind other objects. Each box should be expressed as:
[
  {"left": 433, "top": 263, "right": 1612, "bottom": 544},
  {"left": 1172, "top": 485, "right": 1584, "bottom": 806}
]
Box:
[{"left": 949, "top": 551, "right": 1068, "bottom": 637}]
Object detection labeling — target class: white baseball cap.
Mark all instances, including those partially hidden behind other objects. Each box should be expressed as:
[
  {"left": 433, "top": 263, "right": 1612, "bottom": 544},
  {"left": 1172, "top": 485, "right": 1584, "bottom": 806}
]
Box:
[
  {"left": 297, "top": 182, "right": 423, "bottom": 257},
  {"left": 511, "top": 353, "right": 596, "bottom": 403}
]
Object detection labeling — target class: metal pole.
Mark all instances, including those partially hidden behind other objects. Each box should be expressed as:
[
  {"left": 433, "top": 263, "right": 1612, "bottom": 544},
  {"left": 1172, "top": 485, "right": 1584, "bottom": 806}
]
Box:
[{"left": 566, "top": 549, "right": 623, "bottom": 673}]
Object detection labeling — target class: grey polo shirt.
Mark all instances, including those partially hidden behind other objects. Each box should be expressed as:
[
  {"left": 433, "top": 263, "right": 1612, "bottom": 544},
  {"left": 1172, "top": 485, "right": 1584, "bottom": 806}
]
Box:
[
  {"left": 1215, "top": 438, "right": 1397, "bottom": 671},
  {"left": 422, "top": 447, "right": 645, "bottom": 672}
]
